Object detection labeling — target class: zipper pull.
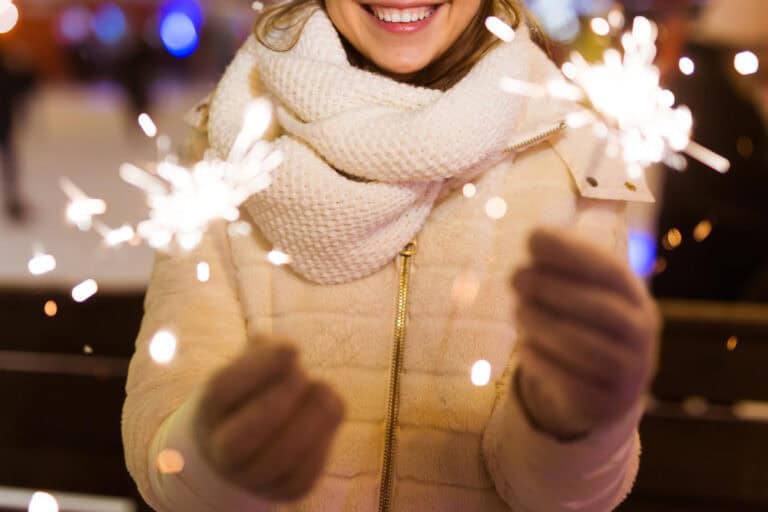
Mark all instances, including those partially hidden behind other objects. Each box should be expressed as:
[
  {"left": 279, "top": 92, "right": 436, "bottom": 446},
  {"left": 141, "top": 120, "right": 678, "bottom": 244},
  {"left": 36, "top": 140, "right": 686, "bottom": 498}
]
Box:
[{"left": 400, "top": 240, "right": 417, "bottom": 257}]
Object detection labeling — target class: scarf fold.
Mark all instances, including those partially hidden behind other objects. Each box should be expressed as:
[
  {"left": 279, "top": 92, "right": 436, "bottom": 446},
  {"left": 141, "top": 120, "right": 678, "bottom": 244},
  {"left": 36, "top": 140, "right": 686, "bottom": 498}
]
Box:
[{"left": 210, "top": 10, "right": 566, "bottom": 284}]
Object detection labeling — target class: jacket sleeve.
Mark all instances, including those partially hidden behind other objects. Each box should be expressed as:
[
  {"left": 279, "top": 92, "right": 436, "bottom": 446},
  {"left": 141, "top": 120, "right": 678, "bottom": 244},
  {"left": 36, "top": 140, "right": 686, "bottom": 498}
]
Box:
[
  {"left": 482, "top": 196, "right": 643, "bottom": 512},
  {"left": 121, "top": 216, "right": 276, "bottom": 511}
]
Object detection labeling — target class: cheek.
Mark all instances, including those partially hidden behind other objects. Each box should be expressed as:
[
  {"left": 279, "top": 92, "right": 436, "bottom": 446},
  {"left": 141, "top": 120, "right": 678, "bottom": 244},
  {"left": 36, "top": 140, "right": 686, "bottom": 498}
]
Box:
[{"left": 325, "top": 0, "right": 365, "bottom": 45}]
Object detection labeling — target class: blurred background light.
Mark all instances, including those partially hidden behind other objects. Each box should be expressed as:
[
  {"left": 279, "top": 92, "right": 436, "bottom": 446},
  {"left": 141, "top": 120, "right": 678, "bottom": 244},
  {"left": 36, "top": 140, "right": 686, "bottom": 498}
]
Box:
[
  {"left": 159, "top": 11, "right": 199, "bottom": 58},
  {"left": 57, "top": 6, "right": 91, "bottom": 45},
  {"left": 526, "top": 0, "right": 582, "bottom": 43},
  {"left": 734, "top": 50, "right": 759, "bottom": 76},
  {"left": 91, "top": 3, "right": 127, "bottom": 45},
  {"left": 629, "top": 230, "right": 658, "bottom": 277}
]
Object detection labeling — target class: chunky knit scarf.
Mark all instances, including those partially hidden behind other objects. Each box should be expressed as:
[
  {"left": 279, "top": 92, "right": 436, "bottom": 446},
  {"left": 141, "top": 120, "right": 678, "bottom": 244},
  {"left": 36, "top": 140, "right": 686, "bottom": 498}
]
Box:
[{"left": 209, "top": 10, "right": 564, "bottom": 284}]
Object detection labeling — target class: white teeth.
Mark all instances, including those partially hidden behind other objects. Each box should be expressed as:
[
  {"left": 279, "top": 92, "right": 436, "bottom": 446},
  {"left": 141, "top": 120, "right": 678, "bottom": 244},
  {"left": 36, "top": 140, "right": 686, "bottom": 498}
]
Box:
[{"left": 370, "top": 5, "right": 435, "bottom": 23}]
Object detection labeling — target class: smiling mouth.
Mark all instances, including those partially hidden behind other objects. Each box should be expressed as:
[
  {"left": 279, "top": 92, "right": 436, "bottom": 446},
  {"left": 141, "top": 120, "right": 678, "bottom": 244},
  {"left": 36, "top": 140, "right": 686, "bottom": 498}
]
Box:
[{"left": 362, "top": 4, "right": 441, "bottom": 23}]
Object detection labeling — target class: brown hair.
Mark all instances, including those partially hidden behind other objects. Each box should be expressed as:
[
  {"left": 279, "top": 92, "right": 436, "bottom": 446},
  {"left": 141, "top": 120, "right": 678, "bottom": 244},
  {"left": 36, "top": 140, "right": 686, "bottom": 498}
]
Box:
[{"left": 254, "top": 0, "right": 548, "bottom": 90}]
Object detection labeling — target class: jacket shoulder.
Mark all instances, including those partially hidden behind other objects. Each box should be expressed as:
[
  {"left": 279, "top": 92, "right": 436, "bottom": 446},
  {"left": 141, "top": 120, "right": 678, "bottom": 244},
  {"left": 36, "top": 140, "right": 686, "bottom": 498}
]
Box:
[{"left": 548, "top": 126, "right": 655, "bottom": 204}]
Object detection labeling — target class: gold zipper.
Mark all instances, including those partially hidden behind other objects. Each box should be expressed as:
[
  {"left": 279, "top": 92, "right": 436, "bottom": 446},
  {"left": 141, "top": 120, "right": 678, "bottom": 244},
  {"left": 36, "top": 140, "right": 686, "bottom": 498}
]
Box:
[
  {"left": 378, "top": 240, "right": 417, "bottom": 512},
  {"left": 505, "top": 121, "right": 567, "bottom": 153}
]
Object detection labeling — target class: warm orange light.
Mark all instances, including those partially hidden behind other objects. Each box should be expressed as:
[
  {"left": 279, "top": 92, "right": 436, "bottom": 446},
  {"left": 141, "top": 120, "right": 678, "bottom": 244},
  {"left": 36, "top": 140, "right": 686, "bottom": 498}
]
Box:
[
  {"left": 44, "top": 300, "right": 58, "bottom": 317},
  {"left": 727, "top": 336, "right": 738, "bottom": 352},
  {"left": 663, "top": 228, "right": 683, "bottom": 250},
  {"left": 157, "top": 449, "right": 185, "bottom": 474},
  {"left": 693, "top": 220, "right": 712, "bottom": 242}
]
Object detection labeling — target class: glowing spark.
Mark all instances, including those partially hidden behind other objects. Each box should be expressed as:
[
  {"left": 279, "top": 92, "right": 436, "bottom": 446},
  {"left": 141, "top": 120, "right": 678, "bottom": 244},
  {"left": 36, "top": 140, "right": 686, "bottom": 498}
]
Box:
[
  {"left": 0, "top": 1, "right": 19, "bottom": 34},
  {"left": 65, "top": 98, "right": 281, "bottom": 252},
  {"left": 150, "top": 330, "right": 177, "bottom": 364},
  {"left": 489, "top": 16, "right": 730, "bottom": 177},
  {"left": 462, "top": 183, "right": 477, "bottom": 198},
  {"left": 102, "top": 224, "right": 136, "bottom": 247},
  {"left": 61, "top": 177, "right": 107, "bottom": 231},
  {"left": 590, "top": 17, "right": 610, "bottom": 36},
  {"left": 28, "top": 491, "right": 59, "bottom": 512},
  {"left": 734, "top": 51, "right": 759, "bottom": 76},
  {"left": 28, "top": 252, "right": 56, "bottom": 276},
  {"left": 679, "top": 56, "right": 695, "bottom": 76},
  {"left": 44, "top": 300, "right": 58, "bottom": 317},
  {"left": 685, "top": 141, "right": 731, "bottom": 173},
  {"left": 72, "top": 279, "right": 98, "bottom": 302},
  {"left": 83, "top": 344, "right": 94, "bottom": 354},
  {"left": 138, "top": 113, "right": 158, "bottom": 138},
  {"left": 196, "top": 261, "right": 210, "bottom": 282},
  {"left": 693, "top": 220, "right": 712, "bottom": 242},
  {"left": 157, "top": 449, "right": 186, "bottom": 474},
  {"left": 471, "top": 360, "right": 492, "bottom": 387},
  {"left": 267, "top": 249, "right": 291, "bottom": 266},
  {"left": 485, "top": 16, "right": 515, "bottom": 43},
  {"left": 485, "top": 197, "right": 507, "bottom": 220},
  {"left": 726, "top": 336, "right": 738, "bottom": 352}
]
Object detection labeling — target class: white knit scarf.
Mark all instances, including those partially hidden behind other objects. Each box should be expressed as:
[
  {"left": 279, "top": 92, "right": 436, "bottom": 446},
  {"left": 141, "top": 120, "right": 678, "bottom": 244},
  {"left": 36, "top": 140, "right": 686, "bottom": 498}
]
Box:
[{"left": 209, "top": 10, "right": 563, "bottom": 284}]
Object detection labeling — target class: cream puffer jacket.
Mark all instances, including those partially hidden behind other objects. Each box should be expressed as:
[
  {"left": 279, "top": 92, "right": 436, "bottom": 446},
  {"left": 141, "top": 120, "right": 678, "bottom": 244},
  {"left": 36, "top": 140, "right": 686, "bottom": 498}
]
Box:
[{"left": 122, "top": 42, "right": 654, "bottom": 512}]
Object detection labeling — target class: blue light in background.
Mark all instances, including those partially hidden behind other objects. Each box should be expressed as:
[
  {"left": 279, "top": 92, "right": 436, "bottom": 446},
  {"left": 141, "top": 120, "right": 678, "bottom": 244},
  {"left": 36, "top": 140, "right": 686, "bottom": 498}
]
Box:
[
  {"left": 158, "top": 0, "right": 204, "bottom": 58},
  {"left": 91, "top": 3, "right": 127, "bottom": 45},
  {"left": 628, "top": 230, "right": 657, "bottom": 278},
  {"left": 160, "top": 12, "right": 199, "bottom": 58},
  {"left": 160, "top": 0, "right": 204, "bottom": 29},
  {"left": 525, "top": 0, "right": 582, "bottom": 42}
]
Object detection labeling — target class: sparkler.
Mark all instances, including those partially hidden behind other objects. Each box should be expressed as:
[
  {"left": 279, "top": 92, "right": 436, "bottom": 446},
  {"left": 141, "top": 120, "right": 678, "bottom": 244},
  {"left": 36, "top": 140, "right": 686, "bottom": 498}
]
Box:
[
  {"left": 488, "top": 15, "right": 731, "bottom": 177},
  {"left": 62, "top": 98, "right": 282, "bottom": 253}
]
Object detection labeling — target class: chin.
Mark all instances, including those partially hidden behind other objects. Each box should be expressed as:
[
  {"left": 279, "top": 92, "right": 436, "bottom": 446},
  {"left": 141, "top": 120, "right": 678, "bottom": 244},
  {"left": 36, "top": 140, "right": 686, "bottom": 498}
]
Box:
[{"left": 373, "top": 53, "right": 435, "bottom": 75}]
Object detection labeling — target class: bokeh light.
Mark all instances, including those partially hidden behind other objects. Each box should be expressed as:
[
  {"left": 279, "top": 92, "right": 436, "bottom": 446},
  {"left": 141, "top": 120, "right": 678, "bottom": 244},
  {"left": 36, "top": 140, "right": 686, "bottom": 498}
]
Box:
[
  {"left": 28, "top": 492, "right": 59, "bottom": 512},
  {"left": 157, "top": 449, "right": 186, "bottom": 474},
  {"left": 196, "top": 261, "right": 210, "bottom": 282},
  {"left": 57, "top": 6, "right": 91, "bottom": 44},
  {"left": 679, "top": 56, "right": 696, "bottom": 76},
  {"left": 44, "top": 300, "right": 58, "bottom": 318},
  {"left": 485, "top": 197, "right": 508, "bottom": 220},
  {"left": 160, "top": 11, "right": 199, "bottom": 58},
  {"left": 628, "top": 230, "right": 656, "bottom": 278},
  {"left": 72, "top": 279, "right": 98, "bottom": 303},
  {"left": 91, "top": 3, "right": 127, "bottom": 45},
  {"left": 471, "top": 360, "right": 492, "bottom": 387},
  {"left": 150, "top": 330, "right": 177, "bottom": 364},
  {"left": 0, "top": 0, "right": 19, "bottom": 34},
  {"left": 734, "top": 51, "right": 759, "bottom": 76}
]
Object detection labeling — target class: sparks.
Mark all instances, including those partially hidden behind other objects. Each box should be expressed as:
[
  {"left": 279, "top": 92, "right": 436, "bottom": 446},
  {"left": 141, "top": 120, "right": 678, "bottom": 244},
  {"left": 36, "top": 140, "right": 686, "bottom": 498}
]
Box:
[
  {"left": 28, "top": 492, "right": 59, "bottom": 512},
  {"left": 196, "top": 261, "right": 211, "bottom": 282},
  {"left": 150, "top": 330, "right": 177, "bottom": 364},
  {"left": 61, "top": 177, "right": 107, "bottom": 231},
  {"left": 488, "top": 16, "right": 731, "bottom": 177},
  {"left": 72, "top": 279, "right": 98, "bottom": 302},
  {"left": 62, "top": 98, "right": 281, "bottom": 252},
  {"left": 138, "top": 113, "right": 158, "bottom": 138},
  {"left": 485, "top": 16, "right": 515, "bottom": 43},
  {"left": 28, "top": 252, "right": 57, "bottom": 276},
  {"left": 471, "top": 360, "right": 492, "bottom": 387}
]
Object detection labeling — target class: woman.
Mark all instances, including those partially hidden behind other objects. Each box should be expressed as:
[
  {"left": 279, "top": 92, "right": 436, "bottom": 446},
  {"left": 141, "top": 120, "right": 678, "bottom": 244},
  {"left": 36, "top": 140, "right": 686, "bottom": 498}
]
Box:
[{"left": 123, "top": 0, "right": 660, "bottom": 510}]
